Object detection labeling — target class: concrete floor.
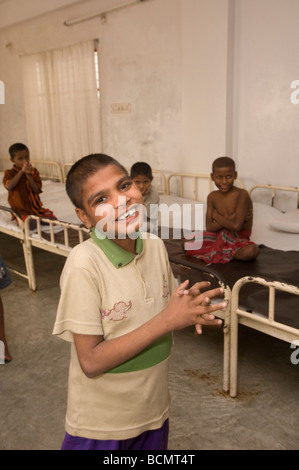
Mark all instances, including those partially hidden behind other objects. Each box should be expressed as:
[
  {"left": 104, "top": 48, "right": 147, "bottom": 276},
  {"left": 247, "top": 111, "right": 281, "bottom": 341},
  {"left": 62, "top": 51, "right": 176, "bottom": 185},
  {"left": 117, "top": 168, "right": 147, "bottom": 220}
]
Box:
[{"left": 0, "top": 232, "right": 298, "bottom": 450}]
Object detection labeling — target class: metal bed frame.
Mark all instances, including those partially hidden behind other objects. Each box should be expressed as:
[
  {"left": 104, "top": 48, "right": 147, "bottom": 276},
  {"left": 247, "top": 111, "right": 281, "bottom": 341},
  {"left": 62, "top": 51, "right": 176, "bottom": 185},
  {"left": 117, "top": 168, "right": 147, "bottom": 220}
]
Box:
[
  {"left": 249, "top": 183, "right": 299, "bottom": 209},
  {"left": 63, "top": 162, "right": 168, "bottom": 195},
  {"left": 1, "top": 161, "right": 299, "bottom": 397},
  {"left": 166, "top": 171, "right": 244, "bottom": 201},
  {"left": 168, "top": 256, "right": 232, "bottom": 393},
  {"left": 230, "top": 276, "right": 299, "bottom": 397}
]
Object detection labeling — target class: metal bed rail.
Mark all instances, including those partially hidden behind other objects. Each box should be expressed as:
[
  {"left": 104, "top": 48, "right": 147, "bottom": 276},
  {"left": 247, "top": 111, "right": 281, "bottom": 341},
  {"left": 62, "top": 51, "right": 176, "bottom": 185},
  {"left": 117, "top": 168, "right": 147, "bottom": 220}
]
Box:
[
  {"left": 166, "top": 172, "right": 244, "bottom": 201},
  {"left": 249, "top": 184, "right": 299, "bottom": 209},
  {"left": 230, "top": 276, "right": 299, "bottom": 397},
  {"left": 168, "top": 256, "right": 231, "bottom": 393},
  {"left": 63, "top": 163, "right": 168, "bottom": 195},
  {"left": 0, "top": 157, "right": 63, "bottom": 182},
  {"left": 0, "top": 205, "right": 34, "bottom": 288},
  {"left": 23, "top": 215, "right": 90, "bottom": 291}
]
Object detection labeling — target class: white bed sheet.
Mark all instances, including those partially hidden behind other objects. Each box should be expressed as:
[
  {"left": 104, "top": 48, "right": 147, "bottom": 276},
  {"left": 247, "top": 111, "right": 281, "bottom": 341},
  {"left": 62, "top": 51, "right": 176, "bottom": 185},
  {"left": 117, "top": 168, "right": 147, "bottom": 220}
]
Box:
[
  {"left": 40, "top": 180, "right": 81, "bottom": 224},
  {"left": 159, "top": 195, "right": 299, "bottom": 252},
  {"left": 0, "top": 172, "right": 21, "bottom": 233},
  {"left": 0, "top": 175, "right": 298, "bottom": 252},
  {"left": 251, "top": 202, "right": 299, "bottom": 251},
  {"left": 0, "top": 175, "right": 81, "bottom": 231},
  {"left": 158, "top": 194, "right": 205, "bottom": 234}
]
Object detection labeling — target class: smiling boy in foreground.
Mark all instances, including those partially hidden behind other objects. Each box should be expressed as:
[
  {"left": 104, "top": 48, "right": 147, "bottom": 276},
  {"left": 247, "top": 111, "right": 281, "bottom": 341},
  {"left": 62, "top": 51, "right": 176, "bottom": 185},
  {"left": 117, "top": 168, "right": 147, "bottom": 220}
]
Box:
[{"left": 53, "top": 153, "right": 226, "bottom": 450}]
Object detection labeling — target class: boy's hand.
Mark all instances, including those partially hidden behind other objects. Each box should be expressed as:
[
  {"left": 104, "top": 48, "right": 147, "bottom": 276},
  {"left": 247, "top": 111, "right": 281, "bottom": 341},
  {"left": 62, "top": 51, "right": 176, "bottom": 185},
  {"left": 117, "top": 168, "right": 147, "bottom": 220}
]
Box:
[
  {"left": 22, "top": 161, "right": 33, "bottom": 174},
  {"left": 164, "top": 279, "right": 226, "bottom": 334}
]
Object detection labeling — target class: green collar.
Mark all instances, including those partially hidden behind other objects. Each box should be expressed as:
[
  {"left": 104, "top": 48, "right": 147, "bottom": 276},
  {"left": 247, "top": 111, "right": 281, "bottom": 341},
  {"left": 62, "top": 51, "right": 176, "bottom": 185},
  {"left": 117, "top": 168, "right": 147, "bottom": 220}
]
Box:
[{"left": 90, "top": 227, "right": 143, "bottom": 268}]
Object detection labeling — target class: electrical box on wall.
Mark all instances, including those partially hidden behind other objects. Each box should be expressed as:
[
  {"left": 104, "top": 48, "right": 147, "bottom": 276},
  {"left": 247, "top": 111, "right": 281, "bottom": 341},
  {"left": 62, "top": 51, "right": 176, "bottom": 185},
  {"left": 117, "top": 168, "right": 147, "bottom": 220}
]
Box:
[{"left": 111, "top": 103, "right": 131, "bottom": 113}]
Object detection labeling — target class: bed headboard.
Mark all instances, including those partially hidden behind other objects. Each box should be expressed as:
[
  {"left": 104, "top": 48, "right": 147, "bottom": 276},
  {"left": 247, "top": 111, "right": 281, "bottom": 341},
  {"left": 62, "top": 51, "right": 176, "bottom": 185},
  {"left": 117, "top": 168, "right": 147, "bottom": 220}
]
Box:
[
  {"left": 30, "top": 160, "right": 64, "bottom": 182},
  {"left": 151, "top": 169, "right": 167, "bottom": 195},
  {"left": 63, "top": 163, "right": 168, "bottom": 194},
  {"left": 166, "top": 172, "right": 245, "bottom": 201},
  {"left": 0, "top": 157, "right": 63, "bottom": 182},
  {"left": 63, "top": 163, "right": 167, "bottom": 194},
  {"left": 125, "top": 166, "right": 167, "bottom": 195},
  {"left": 0, "top": 157, "right": 11, "bottom": 172},
  {"left": 249, "top": 184, "right": 299, "bottom": 210}
]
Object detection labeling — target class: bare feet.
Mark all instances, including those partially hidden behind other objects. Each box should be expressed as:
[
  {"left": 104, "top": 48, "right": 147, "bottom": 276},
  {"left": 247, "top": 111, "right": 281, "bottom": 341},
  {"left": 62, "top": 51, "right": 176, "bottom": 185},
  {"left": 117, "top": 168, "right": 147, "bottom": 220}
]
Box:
[
  {"left": 0, "top": 341, "right": 12, "bottom": 363},
  {"left": 5, "top": 351, "right": 12, "bottom": 363}
]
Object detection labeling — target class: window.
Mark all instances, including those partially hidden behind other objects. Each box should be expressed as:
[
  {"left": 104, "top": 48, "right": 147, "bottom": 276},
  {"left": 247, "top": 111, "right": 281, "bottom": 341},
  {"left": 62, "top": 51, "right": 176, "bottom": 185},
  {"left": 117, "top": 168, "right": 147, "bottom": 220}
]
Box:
[
  {"left": 22, "top": 40, "right": 102, "bottom": 165},
  {"left": 94, "top": 39, "right": 100, "bottom": 102}
]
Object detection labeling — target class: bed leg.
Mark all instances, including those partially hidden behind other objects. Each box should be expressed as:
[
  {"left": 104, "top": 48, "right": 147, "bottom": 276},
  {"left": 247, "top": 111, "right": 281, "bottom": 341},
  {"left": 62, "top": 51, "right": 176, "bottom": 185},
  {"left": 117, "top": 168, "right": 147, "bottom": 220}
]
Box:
[
  {"left": 229, "top": 298, "right": 239, "bottom": 398},
  {"left": 222, "top": 313, "right": 230, "bottom": 393},
  {"left": 22, "top": 238, "right": 36, "bottom": 291}
]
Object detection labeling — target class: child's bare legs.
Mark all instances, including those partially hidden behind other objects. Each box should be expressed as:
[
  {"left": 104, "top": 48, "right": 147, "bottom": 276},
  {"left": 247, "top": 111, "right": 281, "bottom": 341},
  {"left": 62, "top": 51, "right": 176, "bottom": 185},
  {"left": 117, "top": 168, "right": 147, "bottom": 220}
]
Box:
[
  {"left": 233, "top": 244, "right": 260, "bottom": 261},
  {"left": 0, "top": 295, "right": 12, "bottom": 362}
]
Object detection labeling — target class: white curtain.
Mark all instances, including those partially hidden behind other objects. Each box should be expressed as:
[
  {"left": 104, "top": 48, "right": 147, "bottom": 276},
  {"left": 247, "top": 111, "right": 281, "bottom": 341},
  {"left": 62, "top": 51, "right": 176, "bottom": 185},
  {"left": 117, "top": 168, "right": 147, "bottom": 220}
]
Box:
[{"left": 21, "top": 40, "right": 102, "bottom": 165}]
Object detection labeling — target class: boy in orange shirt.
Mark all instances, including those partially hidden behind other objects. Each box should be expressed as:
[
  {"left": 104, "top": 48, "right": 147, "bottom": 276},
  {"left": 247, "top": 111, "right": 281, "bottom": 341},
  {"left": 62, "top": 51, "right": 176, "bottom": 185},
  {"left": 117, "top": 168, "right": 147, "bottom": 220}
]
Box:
[{"left": 3, "top": 143, "right": 56, "bottom": 228}]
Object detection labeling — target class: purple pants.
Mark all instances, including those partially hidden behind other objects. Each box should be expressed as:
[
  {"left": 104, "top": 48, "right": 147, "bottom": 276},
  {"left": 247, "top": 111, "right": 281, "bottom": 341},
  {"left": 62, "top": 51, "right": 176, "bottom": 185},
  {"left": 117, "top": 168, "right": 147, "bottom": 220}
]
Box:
[{"left": 61, "top": 419, "right": 169, "bottom": 450}]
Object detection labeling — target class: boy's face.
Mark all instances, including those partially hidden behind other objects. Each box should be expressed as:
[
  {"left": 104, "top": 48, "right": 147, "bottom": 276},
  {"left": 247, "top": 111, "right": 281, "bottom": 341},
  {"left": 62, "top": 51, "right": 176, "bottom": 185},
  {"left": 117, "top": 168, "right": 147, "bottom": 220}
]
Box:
[
  {"left": 211, "top": 166, "right": 237, "bottom": 193},
  {"left": 11, "top": 149, "right": 30, "bottom": 170},
  {"left": 76, "top": 164, "right": 144, "bottom": 240},
  {"left": 132, "top": 174, "right": 152, "bottom": 196}
]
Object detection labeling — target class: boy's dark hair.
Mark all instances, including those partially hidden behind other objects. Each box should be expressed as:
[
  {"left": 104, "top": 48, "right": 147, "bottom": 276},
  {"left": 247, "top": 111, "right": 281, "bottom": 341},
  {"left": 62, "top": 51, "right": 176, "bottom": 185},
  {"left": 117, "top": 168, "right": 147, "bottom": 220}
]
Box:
[
  {"left": 130, "top": 162, "right": 153, "bottom": 180},
  {"left": 9, "top": 143, "right": 29, "bottom": 159},
  {"left": 66, "top": 153, "right": 128, "bottom": 210},
  {"left": 212, "top": 156, "right": 236, "bottom": 172}
]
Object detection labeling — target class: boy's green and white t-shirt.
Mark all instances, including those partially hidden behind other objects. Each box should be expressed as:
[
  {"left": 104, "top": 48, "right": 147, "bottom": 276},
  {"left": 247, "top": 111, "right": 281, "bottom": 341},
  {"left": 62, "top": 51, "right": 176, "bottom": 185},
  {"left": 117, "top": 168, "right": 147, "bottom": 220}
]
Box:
[{"left": 53, "top": 231, "right": 176, "bottom": 441}]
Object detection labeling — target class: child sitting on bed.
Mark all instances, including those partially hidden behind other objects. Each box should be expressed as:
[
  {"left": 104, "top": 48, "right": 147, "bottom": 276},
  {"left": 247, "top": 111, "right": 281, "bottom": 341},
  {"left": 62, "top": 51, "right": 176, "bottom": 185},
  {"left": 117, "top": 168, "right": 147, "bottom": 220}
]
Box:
[
  {"left": 3, "top": 143, "right": 57, "bottom": 228},
  {"left": 185, "top": 156, "right": 259, "bottom": 264},
  {"left": 130, "top": 162, "right": 160, "bottom": 232}
]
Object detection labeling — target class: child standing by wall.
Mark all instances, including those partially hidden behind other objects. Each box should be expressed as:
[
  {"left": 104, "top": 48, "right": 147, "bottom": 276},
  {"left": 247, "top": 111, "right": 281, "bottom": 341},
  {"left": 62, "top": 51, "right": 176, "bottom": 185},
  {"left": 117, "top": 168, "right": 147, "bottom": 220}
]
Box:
[
  {"left": 3, "top": 143, "right": 57, "bottom": 226},
  {"left": 53, "top": 153, "right": 226, "bottom": 450},
  {"left": 185, "top": 156, "right": 259, "bottom": 264}
]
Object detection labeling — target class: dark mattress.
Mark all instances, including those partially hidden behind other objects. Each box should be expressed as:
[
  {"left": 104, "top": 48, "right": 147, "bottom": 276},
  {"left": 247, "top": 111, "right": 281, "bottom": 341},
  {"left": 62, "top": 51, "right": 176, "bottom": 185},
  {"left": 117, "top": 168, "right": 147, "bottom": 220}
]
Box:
[
  {"left": 163, "top": 233, "right": 299, "bottom": 330},
  {"left": 43, "top": 224, "right": 299, "bottom": 329}
]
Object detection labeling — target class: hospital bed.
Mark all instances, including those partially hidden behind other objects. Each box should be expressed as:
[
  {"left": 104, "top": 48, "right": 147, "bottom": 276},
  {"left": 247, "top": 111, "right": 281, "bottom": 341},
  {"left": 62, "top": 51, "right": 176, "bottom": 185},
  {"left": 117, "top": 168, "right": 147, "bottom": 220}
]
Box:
[
  {"left": 0, "top": 158, "right": 89, "bottom": 290},
  {"left": 1, "top": 159, "right": 299, "bottom": 397},
  {"left": 0, "top": 159, "right": 169, "bottom": 290},
  {"left": 160, "top": 173, "right": 299, "bottom": 396}
]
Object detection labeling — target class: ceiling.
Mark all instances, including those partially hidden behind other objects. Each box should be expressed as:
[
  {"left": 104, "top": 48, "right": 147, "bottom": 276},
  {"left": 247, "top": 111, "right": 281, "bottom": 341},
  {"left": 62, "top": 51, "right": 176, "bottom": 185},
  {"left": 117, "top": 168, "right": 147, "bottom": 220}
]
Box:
[
  {"left": 0, "top": 0, "right": 147, "bottom": 30},
  {"left": 0, "top": 0, "right": 89, "bottom": 30}
]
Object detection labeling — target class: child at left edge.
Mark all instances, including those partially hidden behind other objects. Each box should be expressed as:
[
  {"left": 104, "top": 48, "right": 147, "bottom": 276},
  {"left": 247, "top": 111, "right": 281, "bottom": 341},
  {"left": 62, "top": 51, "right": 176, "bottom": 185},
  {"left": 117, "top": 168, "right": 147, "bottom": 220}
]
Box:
[
  {"left": 3, "top": 143, "right": 57, "bottom": 228},
  {"left": 53, "top": 153, "right": 226, "bottom": 451},
  {"left": 0, "top": 253, "right": 12, "bottom": 363}
]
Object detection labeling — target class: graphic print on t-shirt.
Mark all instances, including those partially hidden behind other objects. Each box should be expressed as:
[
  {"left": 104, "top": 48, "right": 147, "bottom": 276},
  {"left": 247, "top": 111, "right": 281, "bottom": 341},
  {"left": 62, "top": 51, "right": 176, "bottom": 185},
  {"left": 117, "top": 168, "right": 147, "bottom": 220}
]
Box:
[{"left": 101, "top": 300, "right": 132, "bottom": 321}]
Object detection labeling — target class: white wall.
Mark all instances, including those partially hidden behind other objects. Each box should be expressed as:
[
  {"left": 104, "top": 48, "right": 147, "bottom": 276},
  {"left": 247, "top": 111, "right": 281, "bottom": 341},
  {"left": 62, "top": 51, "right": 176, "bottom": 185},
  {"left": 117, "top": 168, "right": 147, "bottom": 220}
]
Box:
[
  {"left": 0, "top": 0, "right": 183, "bottom": 171},
  {"left": 99, "top": 0, "right": 182, "bottom": 170},
  {"left": 233, "top": 0, "right": 299, "bottom": 188},
  {"left": 0, "top": 0, "right": 298, "bottom": 187},
  {"left": 0, "top": 0, "right": 106, "bottom": 157},
  {"left": 181, "top": 0, "right": 233, "bottom": 173}
]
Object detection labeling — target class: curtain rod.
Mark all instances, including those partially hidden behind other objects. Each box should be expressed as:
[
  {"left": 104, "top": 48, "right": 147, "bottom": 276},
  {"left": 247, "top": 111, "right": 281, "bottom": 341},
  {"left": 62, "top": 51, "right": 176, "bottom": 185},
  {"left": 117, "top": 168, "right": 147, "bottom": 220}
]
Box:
[{"left": 64, "top": 0, "right": 150, "bottom": 27}]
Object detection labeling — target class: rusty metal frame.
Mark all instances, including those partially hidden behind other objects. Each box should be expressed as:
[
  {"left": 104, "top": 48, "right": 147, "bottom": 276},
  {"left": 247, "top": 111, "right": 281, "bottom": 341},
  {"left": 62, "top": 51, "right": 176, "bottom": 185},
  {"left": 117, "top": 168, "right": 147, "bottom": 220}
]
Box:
[
  {"left": 167, "top": 172, "right": 244, "bottom": 201},
  {"left": 249, "top": 183, "right": 299, "bottom": 208},
  {"left": 230, "top": 276, "right": 299, "bottom": 397}
]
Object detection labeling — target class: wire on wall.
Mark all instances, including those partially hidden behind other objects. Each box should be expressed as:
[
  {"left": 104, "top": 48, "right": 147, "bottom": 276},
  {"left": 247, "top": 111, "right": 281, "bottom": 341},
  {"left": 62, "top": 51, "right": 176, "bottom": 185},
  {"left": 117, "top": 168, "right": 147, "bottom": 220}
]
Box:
[{"left": 64, "top": 0, "right": 150, "bottom": 27}]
